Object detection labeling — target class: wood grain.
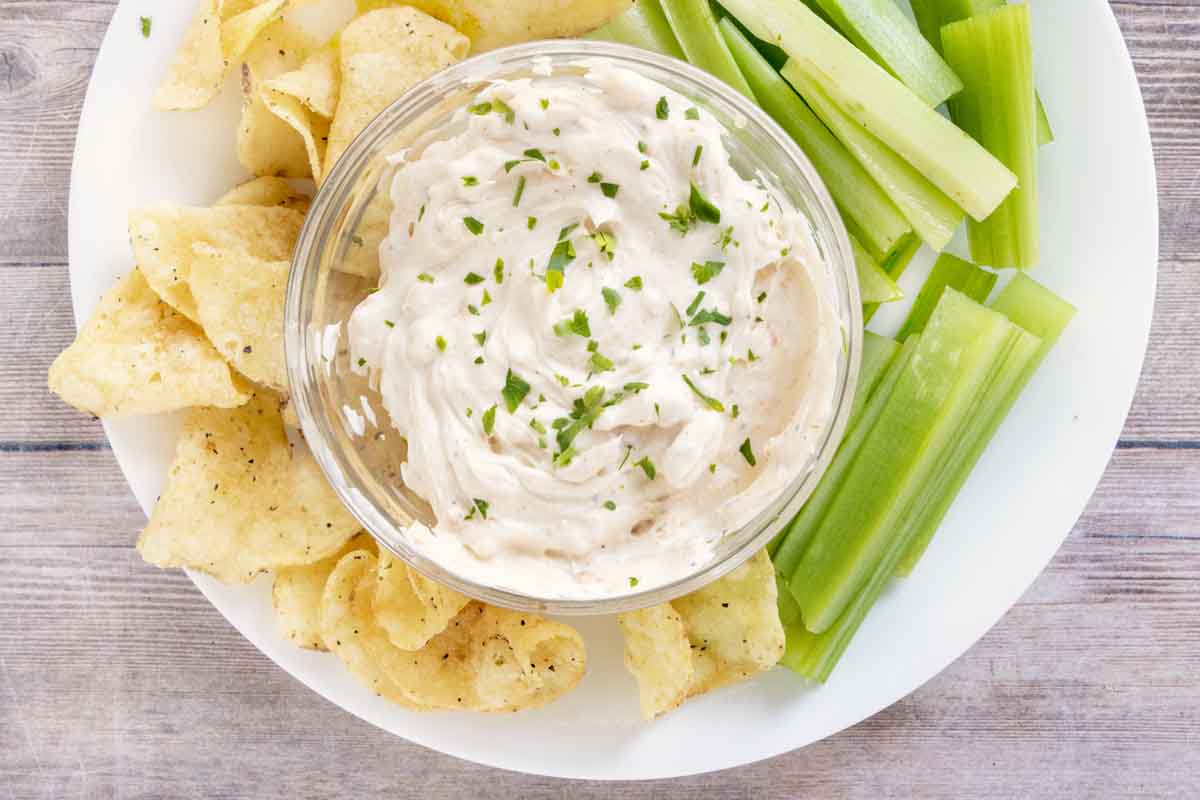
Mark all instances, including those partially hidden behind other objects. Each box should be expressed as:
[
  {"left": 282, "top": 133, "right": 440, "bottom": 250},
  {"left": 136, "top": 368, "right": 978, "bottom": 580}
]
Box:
[{"left": 1, "top": 1, "right": 1198, "bottom": 798}]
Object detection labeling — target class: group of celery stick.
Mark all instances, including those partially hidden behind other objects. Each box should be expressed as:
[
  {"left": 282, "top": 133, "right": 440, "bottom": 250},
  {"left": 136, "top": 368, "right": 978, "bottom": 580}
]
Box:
[{"left": 595, "top": 0, "right": 1076, "bottom": 681}]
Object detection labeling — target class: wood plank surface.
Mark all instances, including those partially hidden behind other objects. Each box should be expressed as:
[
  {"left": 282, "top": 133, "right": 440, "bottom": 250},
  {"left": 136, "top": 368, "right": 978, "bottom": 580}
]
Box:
[{"left": 1, "top": 1, "right": 1197, "bottom": 798}]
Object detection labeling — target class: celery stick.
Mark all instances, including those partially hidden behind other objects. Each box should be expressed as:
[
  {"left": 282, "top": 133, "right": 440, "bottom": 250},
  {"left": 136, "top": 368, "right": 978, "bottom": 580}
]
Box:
[
  {"left": 849, "top": 331, "right": 901, "bottom": 423},
  {"left": 718, "top": 0, "right": 1016, "bottom": 220},
  {"left": 720, "top": 20, "right": 914, "bottom": 264},
  {"left": 587, "top": 0, "right": 686, "bottom": 60},
  {"left": 784, "top": 64, "right": 963, "bottom": 252},
  {"left": 990, "top": 273, "right": 1077, "bottom": 351},
  {"left": 896, "top": 253, "right": 997, "bottom": 341},
  {"left": 863, "top": 222, "right": 924, "bottom": 324},
  {"left": 772, "top": 336, "right": 917, "bottom": 575},
  {"left": 909, "top": 0, "right": 1053, "bottom": 145},
  {"left": 659, "top": 0, "right": 756, "bottom": 99},
  {"left": 943, "top": 6, "right": 1039, "bottom": 268},
  {"left": 810, "top": 0, "right": 962, "bottom": 106},
  {"left": 776, "top": 570, "right": 802, "bottom": 625},
  {"left": 851, "top": 234, "right": 903, "bottom": 305},
  {"left": 790, "top": 290, "right": 1017, "bottom": 632}
]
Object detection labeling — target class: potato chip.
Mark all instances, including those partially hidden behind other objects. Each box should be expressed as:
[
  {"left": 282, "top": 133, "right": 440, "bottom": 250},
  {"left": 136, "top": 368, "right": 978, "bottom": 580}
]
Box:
[
  {"left": 373, "top": 549, "right": 470, "bottom": 650},
  {"left": 264, "top": 44, "right": 340, "bottom": 118},
  {"left": 273, "top": 532, "right": 375, "bottom": 650},
  {"left": 137, "top": 392, "right": 359, "bottom": 583},
  {"left": 322, "top": 551, "right": 586, "bottom": 711},
  {"left": 154, "top": 0, "right": 287, "bottom": 111},
  {"left": 337, "top": 190, "right": 391, "bottom": 279},
  {"left": 128, "top": 204, "right": 303, "bottom": 321},
  {"left": 47, "top": 269, "right": 250, "bottom": 417},
  {"left": 324, "top": 8, "right": 469, "bottom": 173},
  {"left": 618, "top": 549, "right": 784, "bottom": 719},
  {"left": 215, "top": 176, "right": 310, "bottom": 213},
  {"left": 617, "top": 603, "right": 694, "bottom": 719},
  {"left": 188, "top": 243, "right": 289, "bottom": 391},
  {"left": 254, "top": 45, "right": 341, "bottom": 182},
  {"left": 392, "top": 0, "right": 633, "bottom": 52}
]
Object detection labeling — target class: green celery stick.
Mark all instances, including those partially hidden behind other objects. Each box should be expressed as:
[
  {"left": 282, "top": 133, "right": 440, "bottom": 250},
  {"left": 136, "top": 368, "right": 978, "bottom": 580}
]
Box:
[
  {"left": 586, "top": 0, "right": 686, "bottom": 59},
  {"left": 896, "top": 252, "right": 997, "bottom": 341},
  {"left": 720, "top": 19, "right": 914, "bottom": 263},
  {"left": 784, "top": 64, "right": 963, "bottom": 252},
  {"left": 863, "top": 225, "right": 923, "bottom": 324},
  {"left": 908, "top": 0, "right": 1052, "bottom": 144},
  {"left": 849, "top": 330, "right": 902, "bottom": 423},
  {"left": 659, "top": 0, "right": 756, "bottom": 98},
  {"left": 810, "top": 0, "right": 962, "bottom": 106},
  {"left": 719, "top": 0, "right": 1016, "bottom": 220},
  {"left": 990, "top": 273, "right": 1077, "bottom": 350},
  {"left": 943, "top": 6, "right": 1039, "bottom": 268},
  {"left": 772, "top": 335, "right": 916, "bottom": 575},
  {"left": 790, "top": 290, "right": 1017, "bottom": 632},
  {"left": 776, "top": 569, "right": 802, "bottom": 625},
  {"left": 851, "top": 233, "right": 903, "bottom": 305}
]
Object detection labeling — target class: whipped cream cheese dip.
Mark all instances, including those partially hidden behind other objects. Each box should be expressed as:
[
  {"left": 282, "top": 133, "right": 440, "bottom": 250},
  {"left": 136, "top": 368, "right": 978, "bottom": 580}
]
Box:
[{"left": 348, "top": 61, "right": 841, "bottom": 599}]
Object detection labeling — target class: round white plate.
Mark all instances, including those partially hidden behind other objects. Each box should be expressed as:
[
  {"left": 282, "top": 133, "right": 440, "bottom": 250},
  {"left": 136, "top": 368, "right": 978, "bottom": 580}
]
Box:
[{"left": 69, "top": 0, "right": 1157, "bottom": 780}]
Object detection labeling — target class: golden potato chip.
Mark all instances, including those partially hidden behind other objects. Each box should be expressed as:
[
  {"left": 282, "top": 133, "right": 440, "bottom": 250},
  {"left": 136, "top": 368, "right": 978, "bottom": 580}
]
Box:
[
  {"left": 324, "top": 8, "right": 469, "bottom": 173},
  {"left": 47, "top": 269, "right": 250, "bottom": 417},
  {"left": 254, "top": 45, "right": 341, "bottom": 182},
  {"left": 137, "top": 392, "right": 359, "bottom": 583},
  {"left": 153, "top": 0, "right": 287, "bottom": 111},
  {"left": 617, "top": 603, "right": 694, "bottom": 719},
  {"left": 618, "top": 550, "right": 784, "bottom": 719},
  {"left": 273, "top": 532, "right": 375, "bottom": 650},
  {"left": 263, "top": 89, "right": 332, "bottom": 183},
  {"left": 390, "top": 0, "right": 633, "bottom": 52},
  {"left": 322, "top": 551, "right": 586, "bottom": 711},
  {"left": 215, "top": 176, "right": 310, "bottom": 213},
  {"left": 188, "top": 243, "right": 289, "bottom": 391},
  {"left": 128, "top": 204, "right": 303, "bottom": 321},
  {"left": 337, "top": 189, "right": 391, "bottom": 279},
  {"left": 265, "top": 45, "right": 340, "bottom": 118},
  {"left": 373, "top": 549, "right": 470, "bottom": 650}
]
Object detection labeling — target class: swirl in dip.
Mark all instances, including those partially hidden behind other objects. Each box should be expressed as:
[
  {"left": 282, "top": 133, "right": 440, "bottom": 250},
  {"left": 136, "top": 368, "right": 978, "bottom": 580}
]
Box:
[{"left": 348, "top": 61, "right": 841, "bottom": 599}]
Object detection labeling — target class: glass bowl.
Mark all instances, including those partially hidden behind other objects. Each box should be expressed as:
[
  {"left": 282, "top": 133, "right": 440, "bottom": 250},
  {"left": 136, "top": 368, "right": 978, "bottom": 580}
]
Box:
[{"left": 286, "top": 40, "right": 861, "bottom": 615}]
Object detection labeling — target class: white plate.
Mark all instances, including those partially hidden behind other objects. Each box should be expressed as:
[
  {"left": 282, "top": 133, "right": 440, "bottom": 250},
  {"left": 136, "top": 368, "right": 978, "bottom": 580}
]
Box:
[{"left": 68, "top": 0, "right": 1157, "bottom": 780}]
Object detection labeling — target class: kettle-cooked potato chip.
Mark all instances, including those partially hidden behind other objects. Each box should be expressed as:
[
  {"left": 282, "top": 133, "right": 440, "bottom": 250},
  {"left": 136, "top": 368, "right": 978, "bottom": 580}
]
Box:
[
  {"left": 129, "top": 204, "right": 303, "bottom": 321},
  {"left": 618, "top": 549, "right": 785, "bottom": 719},
  {"left": 137, "top": 392, "right": 359, "bottom": 583},
  {"left": 273, "top": 532, "right": 376, "bottom": 650},
  {"left": 395, "top": 0, "right": 633, "bottom": 52},
  {"left": 189, "top": 243, "right": 289, "bottom": 391},
  {"left": 48, "top": 269, "right": 250, "bottom": 417},
  {"left": 322, "top": 551, "right": 586, "bottom": 711},
  {"left": 215, "top": 176, "right": 311, "bottom": 213},
  {"left": 373, "top": 549, "right": 470, "bottom": 650},
  {"left": 257, "top": 45, "right": 341, "bottom": 183},
  {"left": 154, "top": 0, "right": 288, "bottom": 111},
  {"left": 324, "top": 8, "right": 469, "bottom": 174}
]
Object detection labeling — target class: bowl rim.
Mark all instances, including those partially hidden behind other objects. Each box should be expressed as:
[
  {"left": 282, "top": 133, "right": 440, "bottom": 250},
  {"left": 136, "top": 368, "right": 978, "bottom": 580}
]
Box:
[{"left": 286, "top": 39, "right": 862, "bottom": 615}]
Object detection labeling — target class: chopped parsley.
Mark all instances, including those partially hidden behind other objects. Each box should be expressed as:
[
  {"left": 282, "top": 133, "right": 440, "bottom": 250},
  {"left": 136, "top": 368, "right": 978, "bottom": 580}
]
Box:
[
  {"left": 461, "top": 175, "right": 479, "bottom": 186},
  {"left": 482, "top": 289, "right": 493, "bottom": 306},
  {"left": 418, "top": 203, "right": 426, "bottom": 221},
  {"left": 655, "top": 96, "right": 669, "bottom": 120},
  {"left": 529, "top": 418, "right": 547, "bottom": 435},
  {"left": 640, "top": 160, "right": 650, "bottom": 171},
  {"left": 698, "top": 326, "right": 711, "bottom": 346},
  {"left": 602, "top": 287, "right": 621, "bottom": 315},
  {"left": 686, "top": 291, "right": 706, "bottom": 318},
  {"left": 384, "top": 319, "right": 395, "bottom": 328},
  {"left": 739, "top": 438, "right": 757, "bottom": 467},
  {"left": 624, "top": 275, "right": 643, "bottom": 291},
  {"left": 757, "top": 290, "right": 767, "bottom": 303},
  {"left": 553, "top": 308, "right": 591, "bottom": 338},
  {"left": 692, "top": 145, "right": 703, "bottom": 166},
  {"left": 540, "top": 98, "right": 550, "bottom": 110},
  {"left": 634, "top": 457, "right": 657, "bottom": 480},
  {"left": 357, "top": 357, "right": 366, "bottom": 367},
  {"left": 600, "top": 182, "right": 620, "bottom": 198},
  {"left": 629, "top": 576, "right": 639, "bottom": 588},
  {"left": 717, "top": 226, "right": 735, "bottom": 251},
  {"left": 690, "top": 308, "right": 733, "bottom": 327},
  {"left": 467, "top": 304, "right": 480, "bottom": 316},
  {"left": 494, "top": 258, "right": 505, "bottom": 284},
  {"left": 417, "top": 272, "right": 435, "bottom": 283},
  {"left": 588, "top": 351, "right": 615, "bottom": 373},
  {"left": 685, "top": 106, "right": 700, "bottom": 120},
  {"left": 546, "top": 239, "right": 576, "bottom": 292},
  {"left": 512, "top": 176, "right": 526, "bottom": 207},
  {"left": 659, "top": 204, "right": 695, "bottom": 235},
  {"left": 139, "top": 16, "right": 152, "bottom": 38},
  {"left": 468, "top": 101, "right": 492, "bottom": 115},
  {"left": 689, "top": 182, "right": 721, "bottom": 224},
  {"left": 638, "top": 140, "right": 647, "bottom": 153},
  {"left": 469, "top": 99, "right": 514, "bottom": 123},
  {"left": 691, "top": 260, "right": 725, "bottom": 285},
  {"left": 463, "top": 216, "right": 484, "bottom": 235},
  {"left": 527, "top": 216, "right": 538, "bottom": 230},
  {"left": 464, "top": 272, "right": 485, "bottom": 285},
  {"left": 587, "top": 171, "right": 603, "bottom": 183},
  {"left": 731, "top": 404, "right": 741, "bottom": 418},
  {"left": 748, "top": 348, "right": 759, "bottom": 362},
  {"left": 464, "top": 497, "right": 490, "bottom": 520},
  {"left": 501, "top": 369, "right": 531, "bottom": 412},
  {"left": 482, "top": 404, "right": 497, "bottom": 435},
  {"left": 682, "top": 374, "right": 725, "bottom": 412},
  {"left": 591, "top": 230, "right": 617, "bottom": 260},
  {"left": 553, "top": 127, "right": 561, "bottom": 136},
  {"left": 523, "top": 147, "right": 546, "bottom": 163},
  {"left": 474, "top": 331, "right": 487, "bottom": 346},
  {"left": 604, "top": 500, "right": 617, "bottom": 511},
  {"left": 435, "top": 335, "right": 447, "bottom": 352}
]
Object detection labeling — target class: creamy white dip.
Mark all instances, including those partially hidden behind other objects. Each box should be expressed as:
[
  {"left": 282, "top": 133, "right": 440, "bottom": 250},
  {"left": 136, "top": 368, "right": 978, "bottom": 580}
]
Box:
[{"left": 348, "top": 62, "right": 841, "bottom": 599}]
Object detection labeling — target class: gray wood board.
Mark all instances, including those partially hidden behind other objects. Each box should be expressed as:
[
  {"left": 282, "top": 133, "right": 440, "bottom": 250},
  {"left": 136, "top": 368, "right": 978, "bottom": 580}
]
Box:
[{"left": 1, "top": 1, "right": 1197, "bottom": 797}]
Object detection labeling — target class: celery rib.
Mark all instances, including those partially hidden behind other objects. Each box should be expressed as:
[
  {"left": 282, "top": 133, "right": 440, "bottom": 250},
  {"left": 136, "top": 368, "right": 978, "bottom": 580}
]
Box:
[
  {"left": 720, "top": 19, "right": 914, "bottom": 264},
  {"left": 783, "top": 63, "right": 964, "bottom": 253},
  {"left": 943, "top": 5, "right": 1039, "bottom": 268},
  {"left": 719, "top": 0, "right": 1015, "bottom": 221},
  {"left": 586, "top": 0, "right": 686, "bottom": 60},
  {"left": 850, "top": 234, "right": 903, "bottom": 305},
  {"left": 896, "top": 253, "right": 997, "bottom": 342},
  {"left": 810, "top": 0, "right": 962, "bottom": 106},
  {"left": 659, "top": 0, "right": 756, "bottom": 99}
]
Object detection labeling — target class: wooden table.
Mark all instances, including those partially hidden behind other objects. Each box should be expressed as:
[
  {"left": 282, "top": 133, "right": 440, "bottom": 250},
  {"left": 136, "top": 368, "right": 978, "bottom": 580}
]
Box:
[{"left": 2, "top": 2, "right": 1197, "bottom": 797}]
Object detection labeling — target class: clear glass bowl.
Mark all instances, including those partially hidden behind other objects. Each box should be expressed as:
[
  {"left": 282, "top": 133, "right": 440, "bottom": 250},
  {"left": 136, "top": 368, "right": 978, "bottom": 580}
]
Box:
[{"left": 286, "top": 40, "right": 861, "bottom": 615}]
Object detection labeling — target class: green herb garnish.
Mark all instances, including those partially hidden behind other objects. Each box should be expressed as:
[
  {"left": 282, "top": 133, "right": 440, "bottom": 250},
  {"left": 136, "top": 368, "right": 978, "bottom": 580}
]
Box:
[
  {"left": 435, "top": 335, "right": 447, "bottom": 352},
  {"left": 624, "top": 276, "right": 643, "bottom": 291},
  {"left": 140, "top": 16, "right": 152, "bottom": 37},
  {"left": 682, "top": 374, "right": 725, "bottom": 412},
  {"left": 635, "top": 457, "right": 657, "bottom": 480},
  {"left": 685, "top": 107, "right": 700, "bottom": 120},
  {"left": 461, "top": 175, "right": 479, "bottom": 187},
  {"left": 482, "top": 404, "right": 496, "bottom": 435},
  {"left": 464, "top": 272, "right": 485, "bottom": 285},
  {"left": 417, "top": 272, "right": 434, "bottom": 283},
  {"left": 553, "top": 308, "right": 591, "bottom": 338},
  {"left": 512, "top": 176, "right": 526, "bottom": 207},
  {"left": 604, "top": 500, "right": 617, "bottom": 511},
  {"left": 739, "top": 438, "right": 756, "bottom": 466},
  {"left": 689, "top": 182, "right": 721, "bottom": 224},
  {"left": 463, "top": 217, "right": 484, "bottom": 235},
  {"left": 655, "top": 97, "right": 669, "bottom": 119},
  {"left": 692, "top": 145, "right": 703, "bottom": 166},
  {"left": 501, "top": 369, "right": 531, "bottom": 413},
  {"left": 527, "top": 216, "right": 537, "bottom": 230},
  {"left": 600, "top": 182, "right": 619, "bottom": 198},
  {"left": 691, "top": 260, "right": 725, "bottom": 285},
  {"left": 587, "top": 171, "right": 602, "bottom": 183},
  {"left": 602, "top": 287, "right": 621, "bottom": 315}
]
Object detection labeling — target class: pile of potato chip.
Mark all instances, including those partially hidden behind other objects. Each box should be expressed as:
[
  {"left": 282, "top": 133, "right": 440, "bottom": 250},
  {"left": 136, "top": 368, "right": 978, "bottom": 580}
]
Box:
[{"left": 49, "top": 0, "right": 786, "bottom": 719}]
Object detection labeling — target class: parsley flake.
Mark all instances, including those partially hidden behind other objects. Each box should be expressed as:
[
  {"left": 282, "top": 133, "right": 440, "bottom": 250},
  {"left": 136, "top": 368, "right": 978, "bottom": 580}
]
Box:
[
  {"left": 417, "top": 272, "right": 435, "bottom": 283},
  {"left": 482, "top": 404, "right": 496, "bottom": 435},
  {"left": 512, "top": 176, "right": 526, "bottom": 207},
  {"left": 435, "top": 335, "right": 447, "bottom": 352},
  {"left": 602, "top": 287, "right": 621, "bottom": 315},
  {"left": 689, "top": 182, "right": 721, "bottom": 224},
  {"left": 553, "top": 309, "right": 591, "bottom": 338},
  {"left": 655, "top": 96, "right": 669, "bottom": 119},
  {"left": 139, "top": 16, "right": 152, "bottom": 37},
  {"left": 624, "top": 276, "right": 643, "bottom": 291},
  {"left": 604, "top": 500, "right": 617, "bottom": 511},
  {"left": 739, "top": 438, "right": 757, "bottom": 466},
  {"left": 685, "top": 107, "right": 700, "bottom": 120},
  {"left": 463, "top": 216, "right": 484, "bottom": 235},
  {"left": 600, "top": 182, "right": 620, "bottom": 198},
  {"left": 501, "top": 369, "right": 531, "bottom": 413},
  {"left": 635, "top": 457, "right": 657, "bottom": 480},
  {"left": 461, "top": 175, "right": 478, "bottom": 187},
  {"left": 464, "top": 272, "right": 485, "bottom": 285},
  {"left": 691, "top": 260, "right": 725, "bottom": 285},
  {"left": 682, "top": 374, "right": 725, "bottom": 412}
]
